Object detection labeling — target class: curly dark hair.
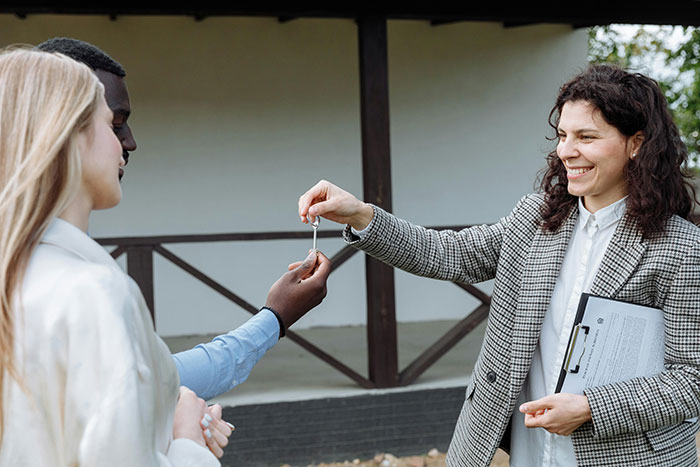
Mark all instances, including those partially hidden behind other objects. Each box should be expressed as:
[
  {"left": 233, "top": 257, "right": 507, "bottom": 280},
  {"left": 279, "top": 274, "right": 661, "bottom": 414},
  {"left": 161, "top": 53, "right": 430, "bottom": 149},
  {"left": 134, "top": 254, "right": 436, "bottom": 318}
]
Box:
[{"left": 539, "top": 64, "right": 696, "bottom": 237}]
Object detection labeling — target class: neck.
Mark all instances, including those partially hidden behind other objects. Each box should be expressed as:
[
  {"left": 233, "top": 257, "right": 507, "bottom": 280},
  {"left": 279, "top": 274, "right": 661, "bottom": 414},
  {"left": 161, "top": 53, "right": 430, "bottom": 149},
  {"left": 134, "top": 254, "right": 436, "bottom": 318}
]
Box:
[
  {"left": 582, "top": 191, "right": 627, "bottom": 214},
  {"left": 59, "top": 197, "right": 91, "bottom": 233}
]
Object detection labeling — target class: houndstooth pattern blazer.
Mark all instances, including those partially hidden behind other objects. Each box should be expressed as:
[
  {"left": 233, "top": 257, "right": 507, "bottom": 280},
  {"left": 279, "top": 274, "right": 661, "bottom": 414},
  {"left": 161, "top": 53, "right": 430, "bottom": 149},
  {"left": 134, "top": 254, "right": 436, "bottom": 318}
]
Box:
[{"left": 344, "top": 193, "right": 700, "bottom": 466}]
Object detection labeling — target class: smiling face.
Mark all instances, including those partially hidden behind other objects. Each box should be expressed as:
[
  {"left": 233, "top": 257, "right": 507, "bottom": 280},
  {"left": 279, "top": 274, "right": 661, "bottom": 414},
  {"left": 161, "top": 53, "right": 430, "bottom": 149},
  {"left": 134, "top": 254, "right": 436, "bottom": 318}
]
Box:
[
  {"left": 556, "top": 100, "right": 643, "bottom": 213},
  {"left": 76, "top": 94, "right": 125, "bottom": 210}
]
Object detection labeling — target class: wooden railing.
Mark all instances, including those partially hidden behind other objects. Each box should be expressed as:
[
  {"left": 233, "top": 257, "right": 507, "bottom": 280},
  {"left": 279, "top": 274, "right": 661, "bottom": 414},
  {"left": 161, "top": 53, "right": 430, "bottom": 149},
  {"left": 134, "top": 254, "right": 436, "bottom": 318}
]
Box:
[{"left": 96, "top": 226, "right": 490, "bottom": 388}]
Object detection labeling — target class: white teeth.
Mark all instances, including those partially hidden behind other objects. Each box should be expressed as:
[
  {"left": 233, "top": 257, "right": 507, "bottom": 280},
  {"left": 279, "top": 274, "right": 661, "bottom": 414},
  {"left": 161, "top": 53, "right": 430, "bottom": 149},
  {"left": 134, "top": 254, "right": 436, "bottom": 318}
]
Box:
[{"left": 568, "top": 167, "right": 591, "bottom": 175}]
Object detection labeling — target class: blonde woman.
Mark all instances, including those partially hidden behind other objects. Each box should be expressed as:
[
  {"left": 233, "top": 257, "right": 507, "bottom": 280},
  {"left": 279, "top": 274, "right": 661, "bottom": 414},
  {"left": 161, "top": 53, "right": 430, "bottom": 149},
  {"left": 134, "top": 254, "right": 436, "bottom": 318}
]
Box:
[{"left": 0, "top": 48, "right": 222, "bottom": 465}]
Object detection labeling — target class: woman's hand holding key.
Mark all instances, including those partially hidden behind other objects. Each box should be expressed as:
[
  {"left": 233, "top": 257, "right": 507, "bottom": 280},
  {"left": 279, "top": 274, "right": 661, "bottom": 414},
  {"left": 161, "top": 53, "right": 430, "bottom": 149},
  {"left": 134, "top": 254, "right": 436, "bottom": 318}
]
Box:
[{"left": 298, "top": 180, "right": 374, "bottom": 230}]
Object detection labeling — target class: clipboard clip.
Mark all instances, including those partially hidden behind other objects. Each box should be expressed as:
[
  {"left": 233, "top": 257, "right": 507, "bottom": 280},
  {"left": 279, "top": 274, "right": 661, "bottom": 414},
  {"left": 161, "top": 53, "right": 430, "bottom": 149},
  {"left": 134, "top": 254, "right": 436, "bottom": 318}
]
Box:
[{"left": 564, "top": 323, "right": 590, "bottom": 374}]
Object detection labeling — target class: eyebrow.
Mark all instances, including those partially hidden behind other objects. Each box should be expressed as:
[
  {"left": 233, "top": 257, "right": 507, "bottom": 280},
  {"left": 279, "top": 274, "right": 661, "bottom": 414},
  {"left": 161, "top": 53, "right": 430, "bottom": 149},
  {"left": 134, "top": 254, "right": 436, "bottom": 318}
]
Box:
[{"left": 557, "top": 127, "right": 599, "bottom": 134}]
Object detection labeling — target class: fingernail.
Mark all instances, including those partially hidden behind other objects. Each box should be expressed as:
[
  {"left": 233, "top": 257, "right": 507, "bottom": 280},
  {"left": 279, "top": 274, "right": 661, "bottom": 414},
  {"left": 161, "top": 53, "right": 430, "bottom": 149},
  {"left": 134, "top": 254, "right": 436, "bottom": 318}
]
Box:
[
  {"left": 520, "top": 404, "right": 527, "bottom": 413},
  {"left": 201, "top": 417, "right": 209, "bottom": 428},
  {"left": 204, "top": 414, "right": 212, "bottom": 422},
  {"left": 205, "top": 428, "right": 212, "bottom": 439},
  {"left": 226, "top": 422, "right": 235, "bottom": 430}
]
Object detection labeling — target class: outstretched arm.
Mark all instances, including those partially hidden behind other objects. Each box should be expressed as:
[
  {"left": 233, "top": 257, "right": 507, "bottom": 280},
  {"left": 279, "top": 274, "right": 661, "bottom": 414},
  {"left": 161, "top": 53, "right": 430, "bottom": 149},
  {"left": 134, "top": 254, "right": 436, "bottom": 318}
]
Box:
[
  {"left": 298, "top": 179, "right": 520, "bottom": 284},
  {"left": 173, "top": 251, "right": 331, "bottom": 400}
]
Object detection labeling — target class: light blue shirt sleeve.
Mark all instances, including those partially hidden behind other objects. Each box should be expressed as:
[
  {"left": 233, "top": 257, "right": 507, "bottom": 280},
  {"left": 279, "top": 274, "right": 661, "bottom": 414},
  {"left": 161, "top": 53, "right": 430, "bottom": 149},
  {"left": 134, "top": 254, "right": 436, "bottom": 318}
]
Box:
[{"left": 172, "top": 309, "right": 280, "bottom": 400}]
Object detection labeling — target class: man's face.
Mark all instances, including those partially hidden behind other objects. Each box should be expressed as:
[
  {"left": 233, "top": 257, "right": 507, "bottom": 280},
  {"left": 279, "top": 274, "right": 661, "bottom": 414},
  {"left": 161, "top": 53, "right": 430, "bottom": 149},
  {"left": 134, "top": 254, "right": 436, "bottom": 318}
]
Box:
[{"left": 95, "top": 69, "right": 136, "bottom": 180}]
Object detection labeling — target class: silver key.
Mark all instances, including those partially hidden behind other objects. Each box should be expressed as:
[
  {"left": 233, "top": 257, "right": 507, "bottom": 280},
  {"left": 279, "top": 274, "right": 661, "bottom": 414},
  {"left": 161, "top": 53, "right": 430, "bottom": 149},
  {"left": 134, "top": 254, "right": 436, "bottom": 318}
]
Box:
[{"left": 307, "top": 214, "right": 320, "bottom": 252}]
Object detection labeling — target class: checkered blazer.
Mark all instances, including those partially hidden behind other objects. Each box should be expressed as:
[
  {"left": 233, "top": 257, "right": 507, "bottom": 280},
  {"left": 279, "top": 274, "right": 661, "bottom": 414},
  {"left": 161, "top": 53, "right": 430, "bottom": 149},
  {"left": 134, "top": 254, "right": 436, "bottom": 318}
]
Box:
[{"left": 344, "top": 193, "right": 700, "bottom": 466}]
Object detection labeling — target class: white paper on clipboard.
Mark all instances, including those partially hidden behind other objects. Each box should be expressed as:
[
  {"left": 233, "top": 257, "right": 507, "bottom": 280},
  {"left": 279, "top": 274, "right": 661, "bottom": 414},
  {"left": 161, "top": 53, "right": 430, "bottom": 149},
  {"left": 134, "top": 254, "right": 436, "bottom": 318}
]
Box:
[{"left": 555, "top": 294, "right": 698, "bottom": 423}]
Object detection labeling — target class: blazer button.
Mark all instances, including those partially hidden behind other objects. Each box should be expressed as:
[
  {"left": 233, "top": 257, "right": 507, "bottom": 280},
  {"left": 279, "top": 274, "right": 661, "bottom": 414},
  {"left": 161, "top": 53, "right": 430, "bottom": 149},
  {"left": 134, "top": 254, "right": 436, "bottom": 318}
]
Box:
[{"left": 486, "top": 371, "right": 496, "bottom": 383}]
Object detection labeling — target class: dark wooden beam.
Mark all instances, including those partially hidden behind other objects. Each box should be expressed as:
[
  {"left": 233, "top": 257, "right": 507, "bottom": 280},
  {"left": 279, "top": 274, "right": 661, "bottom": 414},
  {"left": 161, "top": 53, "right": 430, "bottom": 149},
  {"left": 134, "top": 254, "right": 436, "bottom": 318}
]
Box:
[
  {"left": 357, "top": 15, "right": 399, "bottom": 388},
  {"left": 399, "top": 303, "right": 490, "bottom": 386},
  {"left": 155, "top": 245, "right": 259, "bottom": 315},
  {"left": 328, "top": 245, "right": 360, "bottom": 272},
  {"left": 127, "top": 245, "right": 155, "bottom": 325},
  {"left": 96, "top": 228, "right": 345, "bottom": 246},
  {"left": 453, "top": 282, "right": 492, "bottom": 306},
  {"left": 110, "top": 245, "right": 127, "bottom": 260}
]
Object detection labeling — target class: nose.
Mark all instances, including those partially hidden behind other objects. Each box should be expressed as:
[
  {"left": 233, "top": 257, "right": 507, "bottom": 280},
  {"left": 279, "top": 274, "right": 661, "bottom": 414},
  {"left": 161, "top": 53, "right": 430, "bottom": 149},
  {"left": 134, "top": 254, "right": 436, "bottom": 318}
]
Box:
[
  {"left": 119, "top": 124, "right": 137, "bottom": 166},
  {"left": 557, "top": 137, "right": 577, "bottom": 162}
]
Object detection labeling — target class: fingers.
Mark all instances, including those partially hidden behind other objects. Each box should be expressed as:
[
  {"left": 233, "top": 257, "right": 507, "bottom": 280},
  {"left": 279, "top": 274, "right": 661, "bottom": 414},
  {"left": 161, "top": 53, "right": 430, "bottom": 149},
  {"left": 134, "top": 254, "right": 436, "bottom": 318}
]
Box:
[
  {"left": 173, "top": 386, "right": 209, "bottom": 447},
  {"left": 201, "top": 413, "right": 230, "bottom": 458},
  {"left": 202, "top": 422, "right": 223, "bottom": 458},
  {"left": 308, "top": 251, "right": 332, "bottom": 281},
  {"left": 298, "top": 180, "right": 330, "bottom": 222},
  {"left": 523, "top": 409, "right": 550, "bottom": 428},
  {"left": 289, "top": 251, "right": 319, "bottom": 280},
  {"left": 519, "top": 396, "right": 552, "bottom": 415},
  {"left": 307, "top": 199, "right": 337, "bottom": 219},
  {"left": 208, "top": 404, "right": 223, "bottom": 421}
]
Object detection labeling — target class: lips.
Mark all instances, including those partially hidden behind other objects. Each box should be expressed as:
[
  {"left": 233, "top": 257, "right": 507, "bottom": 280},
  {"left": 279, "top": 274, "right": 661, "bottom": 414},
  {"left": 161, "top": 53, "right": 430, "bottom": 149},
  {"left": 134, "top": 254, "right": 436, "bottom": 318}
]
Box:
[{"left": 119, "top": 168, "right": 124, "bottom": 180}]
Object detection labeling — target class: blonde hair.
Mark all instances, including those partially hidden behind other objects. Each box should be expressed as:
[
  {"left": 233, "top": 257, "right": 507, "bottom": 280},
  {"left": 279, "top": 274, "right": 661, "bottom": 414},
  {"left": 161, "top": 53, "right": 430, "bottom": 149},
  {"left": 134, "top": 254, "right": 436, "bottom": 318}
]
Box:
[{"left": 0, "top": 47, "right": 103, "bottom": 443}]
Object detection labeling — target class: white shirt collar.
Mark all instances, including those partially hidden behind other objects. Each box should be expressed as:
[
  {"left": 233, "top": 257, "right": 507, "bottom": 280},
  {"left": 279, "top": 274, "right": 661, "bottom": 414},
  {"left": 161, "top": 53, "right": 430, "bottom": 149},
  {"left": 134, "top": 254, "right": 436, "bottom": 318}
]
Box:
[
  {"left": 40, "top": 218, "right": 115, "bottom": 267},
  {"left": 578, "top": 196, "right": 627, "bottom": 232}
]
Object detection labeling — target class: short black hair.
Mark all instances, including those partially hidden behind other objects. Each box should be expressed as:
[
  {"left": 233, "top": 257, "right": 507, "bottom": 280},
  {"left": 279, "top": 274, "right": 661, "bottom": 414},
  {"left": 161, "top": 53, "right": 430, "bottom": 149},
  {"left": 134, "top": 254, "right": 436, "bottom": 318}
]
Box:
[{"left": 36, "top": 37, "right": 126, "bottom": 77}]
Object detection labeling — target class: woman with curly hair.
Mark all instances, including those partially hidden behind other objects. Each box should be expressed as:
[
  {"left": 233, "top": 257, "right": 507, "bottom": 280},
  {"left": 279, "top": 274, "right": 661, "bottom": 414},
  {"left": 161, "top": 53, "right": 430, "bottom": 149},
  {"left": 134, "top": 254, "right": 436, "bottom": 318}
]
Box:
[{"left": 297, "top": 64, "right": 700, "bottom": 466}]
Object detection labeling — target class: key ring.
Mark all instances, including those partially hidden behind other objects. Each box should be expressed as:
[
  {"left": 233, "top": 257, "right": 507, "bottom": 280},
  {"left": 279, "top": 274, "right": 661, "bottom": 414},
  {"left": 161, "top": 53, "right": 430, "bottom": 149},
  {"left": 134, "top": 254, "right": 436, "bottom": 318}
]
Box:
[{"left": 307, "top": 213, "right": 320, "bottom": 229}]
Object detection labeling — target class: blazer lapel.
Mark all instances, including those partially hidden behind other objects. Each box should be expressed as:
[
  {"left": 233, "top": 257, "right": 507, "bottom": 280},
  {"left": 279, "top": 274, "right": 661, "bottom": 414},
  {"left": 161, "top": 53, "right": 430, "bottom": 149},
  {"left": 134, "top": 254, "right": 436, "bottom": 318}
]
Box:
[
  {"left": 510, "top": 206, "right": 577, "bottom": 392},
  {"left": 589, "top": 212, "right": 646, "bottom": 298}
]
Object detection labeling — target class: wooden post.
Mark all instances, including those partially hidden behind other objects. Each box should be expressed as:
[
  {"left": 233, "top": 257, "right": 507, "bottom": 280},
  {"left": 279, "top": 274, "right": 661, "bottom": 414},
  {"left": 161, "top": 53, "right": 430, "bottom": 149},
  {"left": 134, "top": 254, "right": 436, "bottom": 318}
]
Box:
[
  {"left": 127, "top": 246, "right": 155, "bottom": 326},
  {"left": 357, "top": 15, "right": 399, "bottom": 387}
]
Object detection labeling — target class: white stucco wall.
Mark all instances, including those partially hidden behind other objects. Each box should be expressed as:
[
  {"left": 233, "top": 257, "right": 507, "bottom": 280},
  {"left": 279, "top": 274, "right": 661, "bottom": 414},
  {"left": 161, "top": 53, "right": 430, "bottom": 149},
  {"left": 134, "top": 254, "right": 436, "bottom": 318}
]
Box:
[{"left": 0, "top": 15, "right": 588, "bottom": 336}]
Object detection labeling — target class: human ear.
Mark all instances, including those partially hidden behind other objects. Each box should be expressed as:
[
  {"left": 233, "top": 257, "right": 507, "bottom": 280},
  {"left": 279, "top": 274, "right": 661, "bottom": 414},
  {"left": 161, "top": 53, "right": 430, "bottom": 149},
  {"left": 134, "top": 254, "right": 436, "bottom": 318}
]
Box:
[{"left": 629, "top": 131, "right": 644, "bottom": 159}]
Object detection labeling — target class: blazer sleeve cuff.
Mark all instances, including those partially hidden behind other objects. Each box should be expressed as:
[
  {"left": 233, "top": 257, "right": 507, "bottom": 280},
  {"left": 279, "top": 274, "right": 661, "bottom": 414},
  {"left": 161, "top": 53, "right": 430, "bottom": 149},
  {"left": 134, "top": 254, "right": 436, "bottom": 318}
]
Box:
[
  {"left": 583, "top": 385, "right": 616, "bottom": 438},
  {"left": 342, "top": 204, "right": 389, "bottom": 253}
]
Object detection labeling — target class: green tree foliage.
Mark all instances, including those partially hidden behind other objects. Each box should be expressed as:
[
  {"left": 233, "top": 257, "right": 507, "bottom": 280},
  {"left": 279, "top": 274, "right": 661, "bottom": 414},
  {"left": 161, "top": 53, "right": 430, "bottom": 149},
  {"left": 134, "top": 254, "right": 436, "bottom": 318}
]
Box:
[{"left": 588, "top": 25, "right": 700, "bottom": 168}]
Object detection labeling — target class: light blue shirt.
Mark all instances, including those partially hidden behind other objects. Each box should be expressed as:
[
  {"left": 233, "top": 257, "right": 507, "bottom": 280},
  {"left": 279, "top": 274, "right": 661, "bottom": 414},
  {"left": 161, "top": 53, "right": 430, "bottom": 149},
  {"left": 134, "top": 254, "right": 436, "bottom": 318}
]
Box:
[{"left": 172, "top": 309, "right": 280, "bottom": 400}]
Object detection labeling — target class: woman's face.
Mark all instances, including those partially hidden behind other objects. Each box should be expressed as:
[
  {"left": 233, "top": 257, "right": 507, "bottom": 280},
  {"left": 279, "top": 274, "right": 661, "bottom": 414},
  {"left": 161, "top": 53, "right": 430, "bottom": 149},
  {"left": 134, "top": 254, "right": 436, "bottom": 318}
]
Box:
[
  {"left": 77, "top": 95, "right": 125, "bottom": 211},
  {"left": 556, "top": 100, "right": 642, "bottom": 213}
]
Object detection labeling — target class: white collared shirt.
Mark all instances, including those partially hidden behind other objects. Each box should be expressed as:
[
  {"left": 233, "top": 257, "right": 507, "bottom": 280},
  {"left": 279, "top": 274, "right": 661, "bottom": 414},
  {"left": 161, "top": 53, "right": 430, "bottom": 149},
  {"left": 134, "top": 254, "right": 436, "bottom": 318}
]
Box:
[
  {"left": 0, "top": 218, "right": 219, "bottom": 466},
  {"left": 510, "top": 196, "right": 627, "bottom": 467}
]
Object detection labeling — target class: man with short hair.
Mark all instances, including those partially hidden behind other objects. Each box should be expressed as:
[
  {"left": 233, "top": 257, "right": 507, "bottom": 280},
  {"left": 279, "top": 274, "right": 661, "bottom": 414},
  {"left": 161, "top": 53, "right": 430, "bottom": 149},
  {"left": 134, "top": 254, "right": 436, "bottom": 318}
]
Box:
[{"left": 37, "top": 37, "right": 331, "bottom": 400}]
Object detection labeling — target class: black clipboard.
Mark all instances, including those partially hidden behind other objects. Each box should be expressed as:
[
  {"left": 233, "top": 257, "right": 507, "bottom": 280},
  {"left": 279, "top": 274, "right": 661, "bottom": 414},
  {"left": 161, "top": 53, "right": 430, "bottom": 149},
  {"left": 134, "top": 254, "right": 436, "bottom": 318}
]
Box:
[{"left": 555, "top": 293, "right": 594, "bottom": 393}]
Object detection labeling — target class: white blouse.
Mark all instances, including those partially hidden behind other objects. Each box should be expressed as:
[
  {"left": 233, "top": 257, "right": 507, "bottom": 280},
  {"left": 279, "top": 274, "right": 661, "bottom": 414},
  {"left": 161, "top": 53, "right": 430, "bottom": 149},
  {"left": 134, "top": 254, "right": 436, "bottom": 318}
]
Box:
[
  {"left": 510, "top": 197, "right": 627, "bottom": 467},
  {"left": 0, "top": 218, "right": 219, "bottom": 466}
]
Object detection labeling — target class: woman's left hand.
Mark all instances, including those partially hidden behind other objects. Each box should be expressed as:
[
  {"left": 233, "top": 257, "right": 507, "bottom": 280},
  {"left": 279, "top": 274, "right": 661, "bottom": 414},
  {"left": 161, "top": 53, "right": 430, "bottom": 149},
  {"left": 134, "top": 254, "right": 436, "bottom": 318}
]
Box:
[
  {"left": 519, "top": 393, "right": 592, "bottom": 436},
  {"left": 201, "top": 403, "right": 234, "bottom": 458}
]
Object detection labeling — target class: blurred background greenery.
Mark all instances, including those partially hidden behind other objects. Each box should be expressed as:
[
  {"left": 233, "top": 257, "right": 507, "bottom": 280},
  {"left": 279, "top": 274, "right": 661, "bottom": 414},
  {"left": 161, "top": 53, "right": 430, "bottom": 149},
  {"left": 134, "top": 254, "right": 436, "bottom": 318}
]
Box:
[{"left": 588, "top": 25, "right": 700, "bottom": 171}]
